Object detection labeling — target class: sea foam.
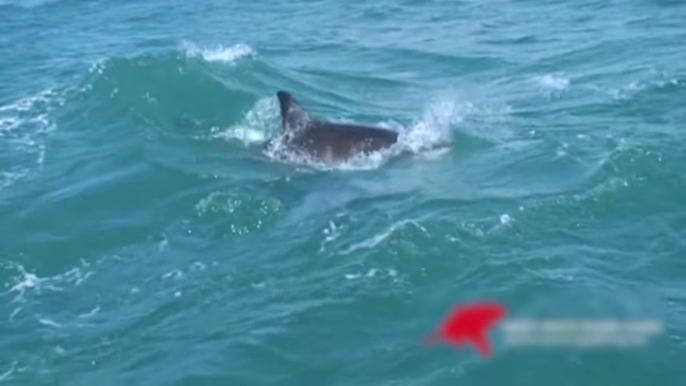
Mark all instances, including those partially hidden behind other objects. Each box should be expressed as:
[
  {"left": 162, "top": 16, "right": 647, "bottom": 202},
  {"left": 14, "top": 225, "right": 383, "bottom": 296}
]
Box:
[{"left": 180, "top": 40, "right": 255, "bottom": 64}]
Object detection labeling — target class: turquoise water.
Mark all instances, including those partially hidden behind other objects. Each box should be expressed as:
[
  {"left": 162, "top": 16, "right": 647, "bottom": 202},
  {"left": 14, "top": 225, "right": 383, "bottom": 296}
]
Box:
[{"left": 1, "top": 0, "right": 686, "bottom": 384}]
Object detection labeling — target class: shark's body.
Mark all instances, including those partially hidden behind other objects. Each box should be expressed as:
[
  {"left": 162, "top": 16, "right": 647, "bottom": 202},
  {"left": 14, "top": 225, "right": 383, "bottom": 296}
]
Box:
[{"left": 271, "top": 91, "right": 399, "bottom": 163}]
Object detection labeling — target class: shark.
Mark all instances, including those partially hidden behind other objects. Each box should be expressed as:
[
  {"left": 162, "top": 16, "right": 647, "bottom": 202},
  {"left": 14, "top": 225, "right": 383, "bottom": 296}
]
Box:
[{"left": 269, "top": 91, "right": 400, "bottom": 163}]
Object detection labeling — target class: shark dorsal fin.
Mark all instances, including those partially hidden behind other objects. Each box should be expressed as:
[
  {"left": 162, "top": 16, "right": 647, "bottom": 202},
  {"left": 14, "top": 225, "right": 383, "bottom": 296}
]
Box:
[{"left": 277, "top": 91, "right": 311, "bottom": 132}]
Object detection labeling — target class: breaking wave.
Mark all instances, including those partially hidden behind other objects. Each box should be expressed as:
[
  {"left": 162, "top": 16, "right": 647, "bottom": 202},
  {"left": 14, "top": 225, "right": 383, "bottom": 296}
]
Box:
[
  {"left": 0, "top": 41, "right": 510, "bottom": 188},
  {"left": 180, "top": 41, "right": 255, "bottom": 64}
]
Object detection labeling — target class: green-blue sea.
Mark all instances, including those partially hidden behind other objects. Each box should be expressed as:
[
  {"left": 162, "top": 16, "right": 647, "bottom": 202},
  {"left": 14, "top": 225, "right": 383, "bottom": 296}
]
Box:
[{"left": 1, "top": 0, "right": 685, "bottom": 384}]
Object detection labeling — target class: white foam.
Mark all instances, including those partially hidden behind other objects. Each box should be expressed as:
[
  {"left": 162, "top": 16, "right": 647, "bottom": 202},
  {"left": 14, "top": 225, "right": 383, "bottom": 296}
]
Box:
[
  {"left": 343, "top": 268, "right": 394, "bottom": 281},
  {"left": 207, "top": 97, "right": 278, "bottom": 146},
  {"left": 611, "top": 81, "right": 643, "bottom": 99},
  {"left": 195, "top": 191, "right": 250, "bottom": 217},
  {"left": 324, "top": 221, "right": 340, "bottom": 240},
  {"left": 400, "top": 95, "right": 462, "bottom": 152},
  {"left": 211, "top": 126, "right": 268, "bottom": 144},
  {"left": 0, "top": 171, "right": 26, "bottom": 190},
  {"left": 181, "top": 40, "right": 254, "bottom": 64},
  {"left": 78, "top": 306, "right": 100, "bottom": 318},
  {"left": 38, "top": 318, "right": 62, "bottom": 328},
  {"left": 9, "top": 271, "right": 44, "bottom": 302},
  {"left": 9, "top": 307, "right": 22, "bottom": 321},
  {"left": 162, "top": 269, "right": 184, "bottom": 280},
  {"left": 4, "top": 263, "right": 93, "bottom": 303},
  {"left": 88, "top": 58, "right": 108, "bottom": 75},
  {"left": 158, "top": 234, "right": 168, "bottom": 252},
  {"left": 0, "top": 362, "right": 16, "bottom": 382},
  {"left": 62, "top": 267, "right": 93, "bottom": 286},
  {"left": 0, "top": 88, "right": 57, "bottom": 113},
  {"left": 320, "top": 220, "right": 345, "bottom": 253},
  {"left": 605, "top": 75, "right": 680, "bottom": 100},
  {"left": 0, "top": 116, "right": 19, "bottom": 131},
  {"left": 0, "top": 87, "right": 61, "bottom": 189},
  {"left": 340, "top": 219, "right": 427, "bottom": 255},
  {"left": 534, "top": 73, "right": 570, "bottom": 90},
  {"left": 572, "top": 176, "right": 629, "bottom": 202}
]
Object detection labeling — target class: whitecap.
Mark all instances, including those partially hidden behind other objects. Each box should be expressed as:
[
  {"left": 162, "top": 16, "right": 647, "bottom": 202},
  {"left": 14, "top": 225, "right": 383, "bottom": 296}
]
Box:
[
  {"left": 534, "top": 73, "right": 570, "bottom": 91},
  {"left": 180, "top": 40, "right": 254, "bottom": 64},
  {"left": 38, "top": 318, "right": 63, "bottom": 328}
]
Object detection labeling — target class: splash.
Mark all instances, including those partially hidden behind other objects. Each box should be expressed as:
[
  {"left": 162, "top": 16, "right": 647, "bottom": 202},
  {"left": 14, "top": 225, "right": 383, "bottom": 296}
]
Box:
[
  {"left": 180, "top": 40, "right": 254, "bottom": 64},
  {"left": 398, "top": 93, "right": 464, "bottom": 153},
  {"left": 208, "top": 97, "right": 279, "bottom": 146}
]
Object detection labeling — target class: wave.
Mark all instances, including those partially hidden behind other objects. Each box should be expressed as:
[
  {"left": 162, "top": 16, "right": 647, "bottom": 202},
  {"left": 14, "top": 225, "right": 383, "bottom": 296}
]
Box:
[{"left": 0, "top": 40, "right": 501, "bottom": 187}]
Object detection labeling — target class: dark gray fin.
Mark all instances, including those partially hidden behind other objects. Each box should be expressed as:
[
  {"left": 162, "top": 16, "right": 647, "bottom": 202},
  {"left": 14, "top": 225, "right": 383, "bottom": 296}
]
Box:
[{"left": 277, "top": 91, "right": 311, "bottom": 132}]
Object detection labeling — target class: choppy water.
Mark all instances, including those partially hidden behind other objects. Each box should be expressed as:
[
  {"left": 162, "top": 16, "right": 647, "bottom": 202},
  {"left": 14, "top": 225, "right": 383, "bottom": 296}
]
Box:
[{"left": 1, "top": 0, "right": 685, "bottom": 384}]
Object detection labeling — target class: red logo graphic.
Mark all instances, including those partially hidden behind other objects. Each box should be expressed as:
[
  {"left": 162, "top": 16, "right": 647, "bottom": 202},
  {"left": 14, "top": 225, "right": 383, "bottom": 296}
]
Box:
[{"left": 425, "top": 301, "right": 507, "bottom": 358}]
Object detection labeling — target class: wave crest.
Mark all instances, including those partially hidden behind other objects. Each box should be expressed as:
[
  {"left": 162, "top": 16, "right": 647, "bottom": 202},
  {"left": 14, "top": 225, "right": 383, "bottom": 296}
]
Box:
[
  {"left": 180, "top": 41, "right": 255, "bottom": 64},
  {"left": 0, "top": 88, "right": 63, "bottom": 190}
]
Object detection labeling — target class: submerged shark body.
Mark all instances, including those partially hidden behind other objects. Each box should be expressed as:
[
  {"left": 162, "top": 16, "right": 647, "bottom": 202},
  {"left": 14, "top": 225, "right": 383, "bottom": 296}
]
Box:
[{"left": 270, "top": 91, "right": 399, "bottom": 163}]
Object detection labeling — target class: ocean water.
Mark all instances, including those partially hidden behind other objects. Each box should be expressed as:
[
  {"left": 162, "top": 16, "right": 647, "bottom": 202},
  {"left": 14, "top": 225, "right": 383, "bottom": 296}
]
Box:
[{"left": 1, "top": 0, "right": 686, "bottom": 384}]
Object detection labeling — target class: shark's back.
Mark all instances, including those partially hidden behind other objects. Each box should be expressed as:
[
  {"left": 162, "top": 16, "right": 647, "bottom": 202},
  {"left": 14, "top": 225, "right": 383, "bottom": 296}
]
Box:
[{"left": 275, "top": 91, "right": 399, "bottom": 162}]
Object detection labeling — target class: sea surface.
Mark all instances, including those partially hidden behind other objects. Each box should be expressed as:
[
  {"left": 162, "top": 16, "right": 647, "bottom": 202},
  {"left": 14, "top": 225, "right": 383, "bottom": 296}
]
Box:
[{"left": 1, "top": 0, "right": 685, "bottom": 384}]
